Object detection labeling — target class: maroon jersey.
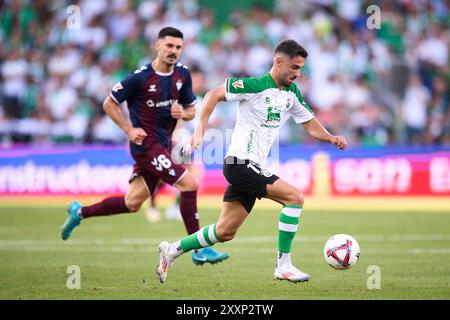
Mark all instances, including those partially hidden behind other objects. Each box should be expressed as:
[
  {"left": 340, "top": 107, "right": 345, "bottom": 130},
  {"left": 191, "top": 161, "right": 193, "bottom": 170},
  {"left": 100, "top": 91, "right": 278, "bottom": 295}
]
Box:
[{"left": 110, "top": 62, "right": 196, "bottom": 155}]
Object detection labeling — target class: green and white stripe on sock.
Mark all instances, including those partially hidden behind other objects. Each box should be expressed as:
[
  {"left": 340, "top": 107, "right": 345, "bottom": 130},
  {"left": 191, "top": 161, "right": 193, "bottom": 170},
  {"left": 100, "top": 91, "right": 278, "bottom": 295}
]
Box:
[
  {"left": 180, "top": 224, "right": 220, "bottom": 252},
  {"left": 278, "top": 205, "right": 302, "bottom": 253}
]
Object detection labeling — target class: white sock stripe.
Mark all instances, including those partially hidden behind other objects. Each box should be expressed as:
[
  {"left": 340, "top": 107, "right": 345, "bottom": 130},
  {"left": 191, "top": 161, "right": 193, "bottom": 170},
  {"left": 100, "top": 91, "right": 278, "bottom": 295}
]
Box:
[
  {"left": 196, "top": 228, "right": 209, "bottom": 247},
  {"left": 208, "top": 225, "right": 218, "bottom": 243},
  {"left": 278, "top": 222, "right": 298, "bottom": 233},
  {"left": 281, "top": 207, "right": 302, "bottom": 218}
]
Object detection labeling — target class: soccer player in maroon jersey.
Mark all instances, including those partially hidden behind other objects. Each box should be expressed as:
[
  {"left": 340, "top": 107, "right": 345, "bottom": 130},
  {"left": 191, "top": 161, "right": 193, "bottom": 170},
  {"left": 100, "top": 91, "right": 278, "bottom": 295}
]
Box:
[{"left": 61, "top": 27, "right": 229, "bottom": 265}]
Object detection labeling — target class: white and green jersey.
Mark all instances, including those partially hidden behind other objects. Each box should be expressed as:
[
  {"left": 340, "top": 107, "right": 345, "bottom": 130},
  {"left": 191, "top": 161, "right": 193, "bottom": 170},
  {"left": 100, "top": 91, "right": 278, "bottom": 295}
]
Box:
[{"left": 224, "top": 73, "right": 315, "bottom": 166}]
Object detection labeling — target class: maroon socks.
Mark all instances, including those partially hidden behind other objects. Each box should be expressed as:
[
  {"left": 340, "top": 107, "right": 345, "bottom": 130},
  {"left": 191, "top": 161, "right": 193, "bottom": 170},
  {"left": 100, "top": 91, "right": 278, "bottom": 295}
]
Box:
[
  {"left": 81, "top": 196, "right": 130, "bottom": 218},
  {"left": 80, "top": 192, "right": 200, "bottom": 237},
  {"left": 179, "top": 191, "right": 200, "bottom": 235}
]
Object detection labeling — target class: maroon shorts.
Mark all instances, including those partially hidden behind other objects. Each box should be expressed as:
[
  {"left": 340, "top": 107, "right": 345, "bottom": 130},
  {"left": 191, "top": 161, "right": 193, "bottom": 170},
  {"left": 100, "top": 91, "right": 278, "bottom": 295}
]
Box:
[{"left": 128, "top": 143, "right": 187, "bottom": 195}]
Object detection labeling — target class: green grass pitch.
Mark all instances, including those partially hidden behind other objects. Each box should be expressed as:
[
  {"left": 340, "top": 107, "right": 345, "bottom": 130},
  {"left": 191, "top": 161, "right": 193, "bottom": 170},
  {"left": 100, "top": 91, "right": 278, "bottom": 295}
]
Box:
[{"left": 0, "top": 203, "right": 449, "bottom": 299}]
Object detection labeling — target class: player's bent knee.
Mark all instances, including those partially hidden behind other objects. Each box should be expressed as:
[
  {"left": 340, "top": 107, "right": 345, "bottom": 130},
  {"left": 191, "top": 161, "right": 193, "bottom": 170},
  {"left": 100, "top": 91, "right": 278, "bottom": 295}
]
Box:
[
  {"left": 176, "top": 172, "right": 199, "bottom": 192},
  {"left": 187, "top": 176, "right": 199, "bottom": 191}
]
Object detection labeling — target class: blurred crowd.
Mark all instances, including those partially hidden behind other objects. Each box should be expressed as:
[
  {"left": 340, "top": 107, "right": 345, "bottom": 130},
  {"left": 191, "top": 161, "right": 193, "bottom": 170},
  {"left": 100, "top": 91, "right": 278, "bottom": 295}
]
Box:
[{"left": 0, "top": 0, "right": 449, "bottom": 147}]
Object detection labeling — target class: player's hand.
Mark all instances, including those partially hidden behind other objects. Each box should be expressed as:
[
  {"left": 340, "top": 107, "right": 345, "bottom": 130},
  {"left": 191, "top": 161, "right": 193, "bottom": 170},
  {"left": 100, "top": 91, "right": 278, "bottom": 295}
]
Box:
[
  {"left": 127, "top": 127, "right": 147, "bottom": 145},
  {"left": 170, "top": 101, "right": 183, "bottom": 119},
  {"left": 182, "top": 129, "right": 203, "bottom": 156},
  {"left": 330, "top": 135, "right": 347, "bottom": 150}
]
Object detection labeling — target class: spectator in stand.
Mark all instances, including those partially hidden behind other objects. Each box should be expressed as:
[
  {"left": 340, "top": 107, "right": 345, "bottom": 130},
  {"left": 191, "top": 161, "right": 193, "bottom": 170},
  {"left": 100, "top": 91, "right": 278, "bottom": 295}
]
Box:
[{"left": 0, "top": 0, "right": 448, "bottom": 146}]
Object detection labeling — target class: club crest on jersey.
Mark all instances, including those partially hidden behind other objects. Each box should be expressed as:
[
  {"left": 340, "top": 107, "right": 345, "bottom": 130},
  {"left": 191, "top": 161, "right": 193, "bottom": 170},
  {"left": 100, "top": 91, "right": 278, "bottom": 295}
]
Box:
[
  {"left": 232, "top": 80, "right": 244, "bottom": 89},
  {"left": 286, "top": 98, "right": 291, "bottom": 109},
  {"left": 112, "top": 82, "right": 123, "bottom": 92},
  {"left": 176, "top": 80, "right": 183, "bottom": 91}
]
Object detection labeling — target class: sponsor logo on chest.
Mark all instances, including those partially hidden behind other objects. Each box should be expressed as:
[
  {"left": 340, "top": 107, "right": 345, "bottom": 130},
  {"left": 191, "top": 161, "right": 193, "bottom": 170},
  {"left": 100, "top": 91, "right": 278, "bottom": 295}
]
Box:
[
  {"left": 259, "top": 94, "right": 290, "bottom": 128},
  {"left": 145, "top": 78, "right": 181, "bottom": 107},
  {"left": 146, "top": 99, "right": 174, "bottom": 108}
]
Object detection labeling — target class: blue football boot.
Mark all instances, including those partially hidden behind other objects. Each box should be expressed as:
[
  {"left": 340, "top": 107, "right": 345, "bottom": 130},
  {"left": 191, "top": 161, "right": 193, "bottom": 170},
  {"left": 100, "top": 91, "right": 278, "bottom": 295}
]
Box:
[
  {"left": 192, "top": 247, "right": 230, "bottom": 265},
  {"left": 61, "top": 201, "right": 82, "bottom": 240}
]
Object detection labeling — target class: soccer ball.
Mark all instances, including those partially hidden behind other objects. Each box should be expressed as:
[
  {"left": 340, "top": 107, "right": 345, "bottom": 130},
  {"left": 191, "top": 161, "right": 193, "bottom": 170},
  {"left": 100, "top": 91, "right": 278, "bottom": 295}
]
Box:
[{"left": 324, "top": 234, "right": 360, "bottom": 270}]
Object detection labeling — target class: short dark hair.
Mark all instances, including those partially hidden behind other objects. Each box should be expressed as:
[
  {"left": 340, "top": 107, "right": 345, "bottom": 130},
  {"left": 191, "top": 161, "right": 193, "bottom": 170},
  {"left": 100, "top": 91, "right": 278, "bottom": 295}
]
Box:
[
  {"left": 274, "top": 39, "right": 308, "bottom": 59},
  {"left": 158, "top": 27, "right": 184, "bottom": 39}
]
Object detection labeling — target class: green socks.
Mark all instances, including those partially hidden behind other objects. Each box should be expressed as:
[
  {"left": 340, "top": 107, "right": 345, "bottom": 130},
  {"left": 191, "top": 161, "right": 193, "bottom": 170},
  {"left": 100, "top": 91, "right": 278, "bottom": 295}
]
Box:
[
  {"left": 180, "top": 224, "right": 221, "bottom": 252},
  {"left": 278, "top": 205, "right": 302, "bottom": 253}
]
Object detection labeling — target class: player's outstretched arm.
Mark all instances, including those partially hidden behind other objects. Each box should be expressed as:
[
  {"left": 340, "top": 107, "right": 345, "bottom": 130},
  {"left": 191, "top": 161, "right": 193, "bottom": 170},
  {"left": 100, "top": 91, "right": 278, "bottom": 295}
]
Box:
[
  {"left": 302, "top": 117, "right": 347, "bottom": 149},
  {"left": 196, "top": 84, "right": 226, "bottom": 135},
  {"left": 186, "top": 84, "right": 226, "bottom": 152},
  {"left": 103, "top": 96, "right": 147, "bottom": 145}
]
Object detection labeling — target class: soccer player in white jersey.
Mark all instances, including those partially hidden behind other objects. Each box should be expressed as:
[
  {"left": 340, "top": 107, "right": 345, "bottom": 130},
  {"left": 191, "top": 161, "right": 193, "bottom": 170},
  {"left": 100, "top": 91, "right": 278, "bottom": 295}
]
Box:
[{"left": 156, "top": 39, "right": 347, "bottom": 283}]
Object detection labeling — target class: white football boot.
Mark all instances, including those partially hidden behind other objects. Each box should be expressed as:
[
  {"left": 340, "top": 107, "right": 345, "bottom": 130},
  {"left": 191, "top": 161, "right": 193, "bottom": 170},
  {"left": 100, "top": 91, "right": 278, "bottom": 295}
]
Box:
[
  {"left": 274, "top": 263, "right": 311, "bottom": 282},
  {"left": 156, "top": 241, "right": 174, "bottom": 283}
]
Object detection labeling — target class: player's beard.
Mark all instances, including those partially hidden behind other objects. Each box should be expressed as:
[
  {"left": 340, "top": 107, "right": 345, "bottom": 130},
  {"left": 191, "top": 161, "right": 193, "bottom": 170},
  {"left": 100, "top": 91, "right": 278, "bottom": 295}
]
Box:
[
  {"left": 280, "top": 76, "right": 292, "bottom": 87},
  {"left": 278, "top": 70, "right": 294, "bottom": 87},
  {"left": 165, "top": 55, "right": 178, "bottom": 66}
]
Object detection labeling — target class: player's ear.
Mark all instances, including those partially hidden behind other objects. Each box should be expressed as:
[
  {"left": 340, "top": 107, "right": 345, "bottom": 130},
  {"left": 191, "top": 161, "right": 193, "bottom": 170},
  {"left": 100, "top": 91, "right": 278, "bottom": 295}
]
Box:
[
  {"left": 274, "top": 55, "right": 283, "bottom": 67},
  {"left": 155, "top": 38, "right": 161, "bottom": 50}
]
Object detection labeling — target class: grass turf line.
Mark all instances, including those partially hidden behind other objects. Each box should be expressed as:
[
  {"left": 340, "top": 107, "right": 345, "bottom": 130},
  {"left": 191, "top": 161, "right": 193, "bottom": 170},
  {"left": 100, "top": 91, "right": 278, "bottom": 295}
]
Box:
[{"left": 0, "top": 204, "right": 449, "bottom": 299}]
